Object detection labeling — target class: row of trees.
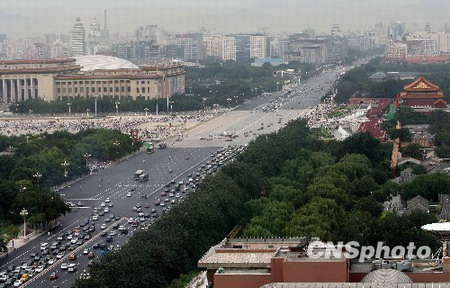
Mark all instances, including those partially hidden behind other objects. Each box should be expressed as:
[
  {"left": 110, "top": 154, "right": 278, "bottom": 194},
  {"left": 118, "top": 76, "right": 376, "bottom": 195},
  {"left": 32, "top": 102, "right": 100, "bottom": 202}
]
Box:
[
  {"left": 74, "top": 119, "right": 446, "bottom": 287},
  {"left": 10, "top": 94, "right": 204, "bottom": 115},
  {"left": 242, "top": 133, "right": 440, "bottom": 251},
  {"left": 74, "top": 119, "right": 320, "bottom": 287},
  {"left": 0, "top": 129, "right": 140, "bottom": 246}
]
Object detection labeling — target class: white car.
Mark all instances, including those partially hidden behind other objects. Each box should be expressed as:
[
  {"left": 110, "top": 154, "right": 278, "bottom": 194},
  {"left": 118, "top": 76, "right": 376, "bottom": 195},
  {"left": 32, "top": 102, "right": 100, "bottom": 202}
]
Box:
[
  {"left": 105, "top": 198, "right": 110, "bottom": 203},
  {"left": 100, "top": 224, "right": 107, "bottom": 230},
  {"left": 126, "top": 192, "right": 132, "bottom": 197},
  {"left": 13, "top": 280, "right": 23, "bottom": 287},
  {"left": 47, "top": 258, "right": 55, "bottom": 265},
  {"left": 100, "top": 202, "right": 106, "bottom": 207},
  {"left": 83, "top": 248, "right": 89, "bottom": 254},
  {"left": 66, "top": 234, "right": 72, "bottom": 240},
  {"left": 56, "top": 253, "right": 64, "bottom": 259},
  {"left": 35, "top": 265, "right": 45, "bottom": 273},
  {"left": 61, "top": 263, "right": 68, "bottom": 270}
]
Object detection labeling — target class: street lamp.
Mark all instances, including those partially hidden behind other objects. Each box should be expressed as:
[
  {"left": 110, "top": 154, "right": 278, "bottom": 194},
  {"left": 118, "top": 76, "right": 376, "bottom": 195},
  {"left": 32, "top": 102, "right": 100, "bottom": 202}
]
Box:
[
  {"left": 25, "top": 135, "right": 30, "bottom": 144},
  {"left": 144, "top": 107, "right": 149, "bottom": 117},
  {"left": 113, "top": 141, "right": 120, "bottom": 161},
  {"left": 83, "top": 153, "right": 91, "bottom": 169},
  {"left": 276, "top": 81, "right": 280, "bottom": 91},
  {"left": 33, "top": 172, "right": 42, "bottom": 185},
  {"left": 169, "top": 101, "right": 174, "bottom": 114},
  {"left": 67, "top": 102, "right": 72, "bottom": 116},
  {"left": 20, "top": 208, "right": 28, "bottom": 239},
  {"left": 61, "top": 160, "right": 70, "bottom": 177},
  {"left": 115, "top": 101, "right": 120, "bottom": 115}
]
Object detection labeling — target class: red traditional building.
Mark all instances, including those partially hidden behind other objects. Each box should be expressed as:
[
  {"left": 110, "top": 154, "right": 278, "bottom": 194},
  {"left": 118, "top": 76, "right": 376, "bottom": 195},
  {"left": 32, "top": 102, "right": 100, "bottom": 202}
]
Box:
[{"left": 395, "top": 76, "right": 447, "bottom": 109}]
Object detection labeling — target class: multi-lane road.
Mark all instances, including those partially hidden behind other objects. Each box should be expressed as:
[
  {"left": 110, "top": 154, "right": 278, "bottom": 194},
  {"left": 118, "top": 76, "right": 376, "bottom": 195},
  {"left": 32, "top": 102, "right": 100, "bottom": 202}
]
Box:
[{"left": 0, "top": 61, "right": 367, "bottom": 288}]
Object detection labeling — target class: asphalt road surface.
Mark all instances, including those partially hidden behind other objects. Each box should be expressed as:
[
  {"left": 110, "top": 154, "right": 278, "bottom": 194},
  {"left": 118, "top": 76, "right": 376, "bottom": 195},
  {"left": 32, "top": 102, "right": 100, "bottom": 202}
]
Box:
[{"left": 0, "top": 61, "right": 369, "bottom": 288}]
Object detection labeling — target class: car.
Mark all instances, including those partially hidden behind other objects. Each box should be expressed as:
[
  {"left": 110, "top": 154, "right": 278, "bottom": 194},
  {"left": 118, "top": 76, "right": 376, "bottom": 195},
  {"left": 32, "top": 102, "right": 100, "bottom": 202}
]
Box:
[
  {"left": 126, "top": 192, "right": 132, "bottom": 197},
  {"left": 50, "top": 272, "right": 58, "bottom": 280},
  {"left": 13, "top": 280, "right": 23, "bottom": 287},
  {"left": 100, "top": 202, "right": 106, "bottom": 207},
  {"left": 60, "top": 263, "right": 68, "bottom": 270},
  {"left": 40, "top": 243, "right": 49, "bottom": 251},
  {"left": 69, "top": 254, "right": 77, "bottom": 261},
  {"left": 87, "top": 260, "right": 95, "bottom": 267},
  {"left": 87, "top": 252, "right": 95, "bottom": 259},
  {"left": 144, "top": 203, "right": 150, "bottom": 208},
  {"left": 100, "top": 224, "right": 107, "bottom": 230},
  {"left": 105, "top": 198, "right": 110, "bottom": 203},
  {"left": 56, "top": 252, "right": 64, "bottom": 259},
  {"left": 108, "top": 202, "right": 114, "bottom": 207},
  {"left": 106, "top": 236, "right": 113, "bottom": 243},
  {"left": 109, "top": 230, "right": 117, "bottom": 236},
  {"left": 35, "top": 265, "right": 44, "bottom": 273},
  {"left": 83, "top": 248, "right": 89, "bottom": 255},
  {"left": 100, "top": 231, "right": 107, "bottom": 237}
]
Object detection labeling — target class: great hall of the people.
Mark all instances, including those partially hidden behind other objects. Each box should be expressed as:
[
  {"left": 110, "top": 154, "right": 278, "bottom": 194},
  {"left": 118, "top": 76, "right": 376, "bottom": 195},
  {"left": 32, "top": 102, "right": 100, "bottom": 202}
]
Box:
[{"left": 0, "top": 55, "right": 185, "bottom": 103}]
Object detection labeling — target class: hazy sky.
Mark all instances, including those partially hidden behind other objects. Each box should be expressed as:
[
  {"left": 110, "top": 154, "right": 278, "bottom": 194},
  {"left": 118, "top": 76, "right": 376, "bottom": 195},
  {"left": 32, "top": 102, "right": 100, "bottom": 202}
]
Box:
[{"left": 1, "top": 0, "right": 450, "bottom": 37}]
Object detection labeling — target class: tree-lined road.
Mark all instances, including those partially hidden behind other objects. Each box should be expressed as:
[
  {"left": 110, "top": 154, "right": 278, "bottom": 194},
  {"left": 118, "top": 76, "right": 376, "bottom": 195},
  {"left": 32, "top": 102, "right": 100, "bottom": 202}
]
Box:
[{"left": 0, "top": 61, "right": 368, "bottom": 288}]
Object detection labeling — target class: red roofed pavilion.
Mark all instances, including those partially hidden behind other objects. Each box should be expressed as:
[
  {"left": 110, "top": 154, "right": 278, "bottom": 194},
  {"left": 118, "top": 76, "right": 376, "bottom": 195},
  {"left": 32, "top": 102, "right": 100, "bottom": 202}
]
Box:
[{"left": 395, "top": 76, "right": 447, "bottom": 109}]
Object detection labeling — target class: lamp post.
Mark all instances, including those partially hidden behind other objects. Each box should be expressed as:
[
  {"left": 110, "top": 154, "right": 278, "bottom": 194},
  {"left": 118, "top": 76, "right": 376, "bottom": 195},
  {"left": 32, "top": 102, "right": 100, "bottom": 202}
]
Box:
[
  {"left": 61, "top": 160, "right": 70, "bottom": 177},
  {"left": 83, "top": 153, "right": 91, "bottom": 169},
  {"left": 169, "top": 101, "right": 174, "bottom": 114},
  {"left": 94, "top": 95, "right": 98, "bottom": 118},
  {"left": 86, "top": 108, "right": 90, "bottom": 118},
  {"left": 67, "top": 102, "right": 72, "bottom": 116},
  {"left": 20, "top": 208, "right": 28, "bottom": 239},
  {"left": 144, "top": 107, "right": 149, "bottom": 117},
  {"left": 33, "top": 172, "right": 42, "bottom": 185},
  {"left": 25, "top": 135, "right": 30, "bottom": 144},
  {"left": 115, "top": 101, "right": 120, "bottom": 115},
  {"left": 113, "top": 141, "right": 120, "bottom": 161},
  {"left": 276, "top": 81, "right": 280, "bottom": 91}
]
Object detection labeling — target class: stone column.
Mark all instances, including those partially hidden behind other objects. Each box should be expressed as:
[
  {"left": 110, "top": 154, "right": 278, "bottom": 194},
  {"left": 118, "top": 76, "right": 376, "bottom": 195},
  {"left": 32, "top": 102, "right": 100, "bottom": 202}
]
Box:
[
  {"left": 1, "top": 78, "right": 6, "bottom": 103},
  {"left": 30, "top": 78, "right": 35, "bottom": 99},
  {"left": 23, "top": 77, "right": 28, "bottom": 100},
  {"left": 16, "top": 78, "right": 20, "bottom": 102}
]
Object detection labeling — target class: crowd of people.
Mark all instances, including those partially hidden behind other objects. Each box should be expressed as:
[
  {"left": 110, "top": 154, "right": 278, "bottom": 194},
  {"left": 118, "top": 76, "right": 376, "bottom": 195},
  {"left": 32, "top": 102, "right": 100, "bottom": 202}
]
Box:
[{"left": 0, "top": 112, "right": 216, "bottom": 142}]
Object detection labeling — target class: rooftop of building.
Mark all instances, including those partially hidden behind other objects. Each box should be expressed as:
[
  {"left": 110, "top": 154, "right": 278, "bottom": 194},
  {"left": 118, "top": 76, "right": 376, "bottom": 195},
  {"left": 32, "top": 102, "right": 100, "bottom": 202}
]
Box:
[{"left": 74, "top": 55, "right": 140, "bottom": 72}]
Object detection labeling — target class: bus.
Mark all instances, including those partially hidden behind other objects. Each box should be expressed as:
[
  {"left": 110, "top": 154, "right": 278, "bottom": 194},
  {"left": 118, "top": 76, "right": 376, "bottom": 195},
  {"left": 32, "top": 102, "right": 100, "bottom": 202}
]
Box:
[
  {"left": 144, "top": 142, "right": 154, "bottom": 154},
  {"left": 134, "top": 170, "right": 144, "bottom": 180}
]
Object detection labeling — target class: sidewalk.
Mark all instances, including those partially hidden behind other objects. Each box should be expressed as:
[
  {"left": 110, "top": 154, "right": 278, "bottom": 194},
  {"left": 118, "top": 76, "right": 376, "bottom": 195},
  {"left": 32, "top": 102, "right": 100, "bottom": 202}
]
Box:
[{"left": 0, "top": 230, "right": 45, "bottom": 260}]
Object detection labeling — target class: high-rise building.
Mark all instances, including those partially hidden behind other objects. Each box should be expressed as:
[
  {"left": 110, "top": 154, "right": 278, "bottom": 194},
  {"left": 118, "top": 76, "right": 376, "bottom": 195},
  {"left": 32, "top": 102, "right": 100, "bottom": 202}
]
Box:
[
  {"left": 388, "top": 22, "right": 406, "bottom": 42},
  {"left": 175, "top": 33, "right": 205, "bottom": 61},
  {"left": 250, "top": 34, "right": 270, "bottom": 59},
  {"left": 203, "top": 35, "right": 223, "bottom": 59},
  {"left": 331, "top": 23, "right": 342, "bottom": 37},
  {"left": 71, "top": 17, "right": 86, "bottom": 56},
  {"left": 222, "top": 36, "right": 236, "bottom": 61}
]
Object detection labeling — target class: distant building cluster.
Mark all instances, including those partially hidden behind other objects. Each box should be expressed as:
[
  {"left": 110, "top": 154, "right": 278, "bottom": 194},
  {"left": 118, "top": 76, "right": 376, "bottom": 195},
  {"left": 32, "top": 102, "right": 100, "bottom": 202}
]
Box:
[
  {"left": 0, "top": 18, "right": 388, "bottom": 66},
  {"left": 384, "top": 22, "right": 450, "bottom": 63}
]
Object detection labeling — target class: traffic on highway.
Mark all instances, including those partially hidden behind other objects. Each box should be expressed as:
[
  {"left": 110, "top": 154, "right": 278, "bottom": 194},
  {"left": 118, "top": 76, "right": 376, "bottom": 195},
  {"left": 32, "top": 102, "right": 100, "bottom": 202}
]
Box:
[{"left": 0, "top": 61, "right": 368, "bottom": 288}]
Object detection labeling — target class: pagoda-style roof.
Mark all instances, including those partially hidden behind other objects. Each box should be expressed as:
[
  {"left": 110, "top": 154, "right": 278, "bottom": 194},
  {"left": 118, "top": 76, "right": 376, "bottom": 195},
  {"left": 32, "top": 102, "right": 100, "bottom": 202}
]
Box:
[
  {"left": 397, "top": 91, "right": 444, "bottom": 99},
  {"left": 403, "top": 76, "right": 440, "bottom": 92}
]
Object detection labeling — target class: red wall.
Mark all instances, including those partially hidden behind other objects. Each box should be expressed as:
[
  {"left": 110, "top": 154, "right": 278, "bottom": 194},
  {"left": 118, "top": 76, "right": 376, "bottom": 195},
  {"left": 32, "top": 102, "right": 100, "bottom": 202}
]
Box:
[
  {"left": 214, "top": 273, "right": 273, "bottom": 288},
  {"left": 281, "top": 260, "right": 348, "bottom": 282}
]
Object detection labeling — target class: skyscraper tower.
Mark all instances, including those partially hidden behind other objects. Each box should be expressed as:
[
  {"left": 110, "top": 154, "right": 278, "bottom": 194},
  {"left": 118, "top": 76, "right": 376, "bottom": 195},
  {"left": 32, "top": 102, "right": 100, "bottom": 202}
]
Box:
[
  {"left": 331, "top": 23, "right": 341, "bottom": 37},
  {"left": 71, "top": 17, "right": 86, "bottom": 56}
]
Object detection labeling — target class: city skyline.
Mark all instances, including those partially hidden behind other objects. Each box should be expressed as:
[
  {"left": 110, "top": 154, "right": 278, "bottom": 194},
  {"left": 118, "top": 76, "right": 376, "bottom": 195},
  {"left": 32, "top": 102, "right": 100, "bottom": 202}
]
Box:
[{"left": 1, "top": 0, "right": 450, "bottom": 37}]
